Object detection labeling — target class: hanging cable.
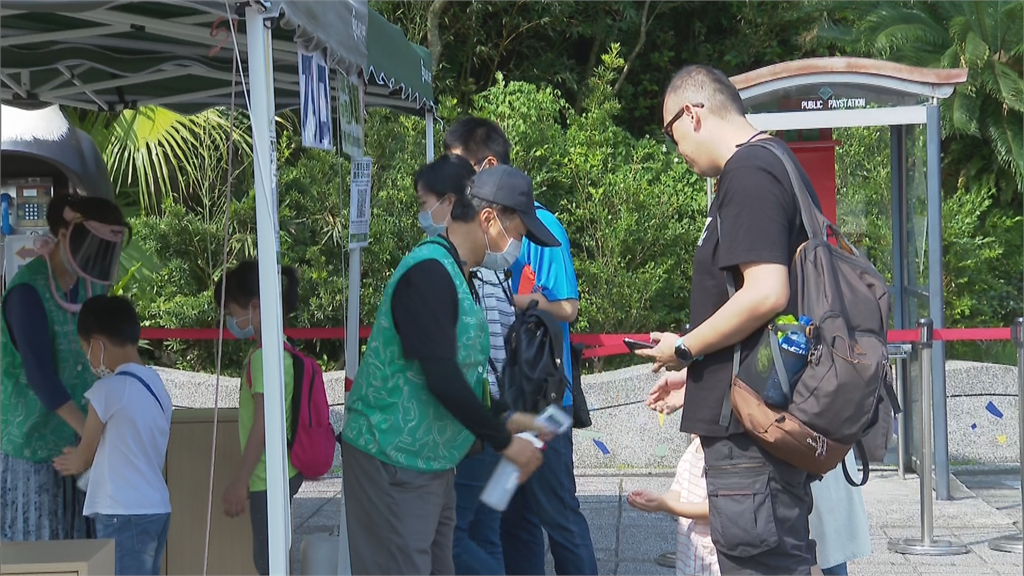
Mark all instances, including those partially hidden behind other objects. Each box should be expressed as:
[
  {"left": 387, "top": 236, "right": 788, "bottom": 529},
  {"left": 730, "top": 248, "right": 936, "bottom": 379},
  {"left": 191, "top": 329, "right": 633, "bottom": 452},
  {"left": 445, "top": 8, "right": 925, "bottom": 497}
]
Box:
[{"left": 200, "top": 2, "right": 248, "bottom": 574}]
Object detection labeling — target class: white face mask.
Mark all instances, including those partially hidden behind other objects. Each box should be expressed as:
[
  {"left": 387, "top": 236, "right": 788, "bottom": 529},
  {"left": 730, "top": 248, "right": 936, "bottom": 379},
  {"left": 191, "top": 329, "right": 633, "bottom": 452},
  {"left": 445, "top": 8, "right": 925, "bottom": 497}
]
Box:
[
  {"left": 87, "top": 340, "right": 114, "bottom": 378},
  {"left": 481, "top": 217, "right": 521, "bottom": 271}
]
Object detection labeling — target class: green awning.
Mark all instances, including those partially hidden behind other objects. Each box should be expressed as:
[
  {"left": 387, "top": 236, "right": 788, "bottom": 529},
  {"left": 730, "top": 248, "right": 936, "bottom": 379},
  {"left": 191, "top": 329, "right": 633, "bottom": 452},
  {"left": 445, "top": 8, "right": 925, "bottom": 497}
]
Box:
[
  {"left": 1, "top": 1, "right": 434, "bottom": 115},
  {"left": 366, "top": 8, "right": 434, "bottom": 112}
]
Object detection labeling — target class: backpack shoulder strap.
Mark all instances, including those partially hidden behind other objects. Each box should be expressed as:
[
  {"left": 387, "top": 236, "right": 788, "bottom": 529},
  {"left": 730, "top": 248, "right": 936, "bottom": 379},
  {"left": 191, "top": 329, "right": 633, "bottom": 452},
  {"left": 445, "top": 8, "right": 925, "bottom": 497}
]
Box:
[
  {"left": 529, "top": 304, "right": 565, "bottom": 361},
  {"left": 714, "top": 217, "right": 796, "bottom": 427},
  {"left": 120, "top": 370, "right": 166, "bottom": 413},
  {"left": 747, "top": 139, "right": 823, "bottom": 242}
]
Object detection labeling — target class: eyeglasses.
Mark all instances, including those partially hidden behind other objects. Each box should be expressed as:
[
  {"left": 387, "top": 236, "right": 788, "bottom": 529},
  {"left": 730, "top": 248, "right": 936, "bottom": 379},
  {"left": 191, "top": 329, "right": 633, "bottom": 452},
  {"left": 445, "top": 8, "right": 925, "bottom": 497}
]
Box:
[{"left": 663, "top": 102, "right": 704, "bottom": 147}]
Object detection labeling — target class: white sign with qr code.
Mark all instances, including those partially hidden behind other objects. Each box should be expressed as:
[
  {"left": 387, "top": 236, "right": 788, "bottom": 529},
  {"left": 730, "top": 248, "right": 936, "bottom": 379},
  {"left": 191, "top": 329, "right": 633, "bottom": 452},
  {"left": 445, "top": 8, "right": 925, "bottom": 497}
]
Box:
[{"left": 348, "top": 157, "right": 372, "bottom": 247}]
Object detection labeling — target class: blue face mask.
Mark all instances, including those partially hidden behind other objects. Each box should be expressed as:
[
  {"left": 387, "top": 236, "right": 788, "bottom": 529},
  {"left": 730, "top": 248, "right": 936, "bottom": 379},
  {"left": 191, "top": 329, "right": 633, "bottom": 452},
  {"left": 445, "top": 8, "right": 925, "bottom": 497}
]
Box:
[
  {"left": 418, "top": 199, "right": 449, "bottom": 237},
  {"left": 226, "top": 309, "right": 255, "bottom": 340}
]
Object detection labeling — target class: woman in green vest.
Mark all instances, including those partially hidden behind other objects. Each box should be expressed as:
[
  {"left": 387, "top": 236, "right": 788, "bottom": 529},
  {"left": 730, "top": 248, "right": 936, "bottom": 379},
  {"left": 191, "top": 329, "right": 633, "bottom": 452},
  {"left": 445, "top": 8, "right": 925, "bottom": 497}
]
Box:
[
  {"left": 0, "top": 193, "right": 129, "bottom": 541},
  {"left": 342, "top": 155, "right": 562, "bottom": 576}
]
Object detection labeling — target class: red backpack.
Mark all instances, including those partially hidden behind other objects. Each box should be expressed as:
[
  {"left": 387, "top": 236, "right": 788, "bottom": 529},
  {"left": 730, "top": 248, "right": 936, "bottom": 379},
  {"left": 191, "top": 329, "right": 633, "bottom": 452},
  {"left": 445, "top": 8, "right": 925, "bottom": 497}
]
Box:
[{"left": 247, "top": 343, "right": 336, "bottom": 479}]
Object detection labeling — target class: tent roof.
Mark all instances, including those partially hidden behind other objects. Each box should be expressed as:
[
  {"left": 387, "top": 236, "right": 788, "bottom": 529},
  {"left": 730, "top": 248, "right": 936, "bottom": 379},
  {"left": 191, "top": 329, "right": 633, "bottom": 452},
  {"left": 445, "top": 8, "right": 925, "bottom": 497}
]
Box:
[{"left": 0, "top": 1, "right": 435, "bottom": 115}]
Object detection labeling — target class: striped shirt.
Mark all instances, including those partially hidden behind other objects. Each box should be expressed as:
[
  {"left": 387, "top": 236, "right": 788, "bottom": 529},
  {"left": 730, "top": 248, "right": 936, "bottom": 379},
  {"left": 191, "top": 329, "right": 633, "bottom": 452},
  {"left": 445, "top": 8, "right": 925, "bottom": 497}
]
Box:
[
  {"left": 472, "top": 268, "right": 516, "bottom": 399},
  {"left": 670, "top": 437, "right": 720, "bottom": 576}
]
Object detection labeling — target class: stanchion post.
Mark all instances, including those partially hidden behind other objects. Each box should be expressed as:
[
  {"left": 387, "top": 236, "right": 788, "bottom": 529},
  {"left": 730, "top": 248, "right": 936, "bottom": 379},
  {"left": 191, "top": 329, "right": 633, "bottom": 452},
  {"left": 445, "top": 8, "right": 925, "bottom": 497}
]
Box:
[
  {"left": 888, "top": 319, "right": 969, "bottom": 556},
  {"left": 988, "top": 317, "right": 1024, "bottom": 554}
]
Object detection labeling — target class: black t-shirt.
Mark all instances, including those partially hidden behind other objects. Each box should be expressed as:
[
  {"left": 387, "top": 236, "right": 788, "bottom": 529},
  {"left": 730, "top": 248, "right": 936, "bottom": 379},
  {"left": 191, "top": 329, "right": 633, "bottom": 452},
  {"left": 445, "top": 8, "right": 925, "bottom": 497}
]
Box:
[
  {"left": 390, "top": 237, "right": 513, "bottom": 451},
  {"left": 681, "top": 138, "right": 822, "bottom": 438}
]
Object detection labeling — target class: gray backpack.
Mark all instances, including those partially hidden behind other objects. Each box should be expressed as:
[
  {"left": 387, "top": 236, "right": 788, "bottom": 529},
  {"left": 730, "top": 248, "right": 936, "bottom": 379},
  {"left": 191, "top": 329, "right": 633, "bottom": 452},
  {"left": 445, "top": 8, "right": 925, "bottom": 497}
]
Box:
[{"left": 722, "top": 139, "right": 899, "bottom": 487}]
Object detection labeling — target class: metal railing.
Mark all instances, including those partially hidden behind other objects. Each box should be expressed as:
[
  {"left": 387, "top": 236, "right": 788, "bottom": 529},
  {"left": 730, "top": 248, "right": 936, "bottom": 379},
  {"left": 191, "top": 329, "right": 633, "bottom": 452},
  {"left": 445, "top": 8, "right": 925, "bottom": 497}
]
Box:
[
  {"left": 888, "top": 319, "right": 970, "bottom": 555},
  {"left": 888, "top": 317, "right": 1024, "bottom": 556},
  {"left": 988, "top": 318, "right": 1024, "bottom": 554}
]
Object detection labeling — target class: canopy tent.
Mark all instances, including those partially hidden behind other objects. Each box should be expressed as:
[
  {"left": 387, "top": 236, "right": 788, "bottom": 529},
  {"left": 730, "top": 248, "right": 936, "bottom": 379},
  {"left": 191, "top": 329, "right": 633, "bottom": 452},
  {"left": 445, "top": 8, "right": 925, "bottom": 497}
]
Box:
[
  {"left": 1, "top": 0, "right": 435, "bottom": 114},
  {"left": 0, "top": 1, "right": 435, "bottom": 574}
]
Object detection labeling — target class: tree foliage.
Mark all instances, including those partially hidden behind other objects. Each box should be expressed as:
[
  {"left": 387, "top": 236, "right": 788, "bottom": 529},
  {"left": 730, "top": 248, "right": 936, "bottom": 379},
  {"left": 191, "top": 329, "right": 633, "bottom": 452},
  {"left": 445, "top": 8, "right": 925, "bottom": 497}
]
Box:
[
  {"left": 77, "top": 1, "right": 1021, "bottom": 373},
  {"left": 812, "top": 0, "right": 1024, "bottom": 199}
]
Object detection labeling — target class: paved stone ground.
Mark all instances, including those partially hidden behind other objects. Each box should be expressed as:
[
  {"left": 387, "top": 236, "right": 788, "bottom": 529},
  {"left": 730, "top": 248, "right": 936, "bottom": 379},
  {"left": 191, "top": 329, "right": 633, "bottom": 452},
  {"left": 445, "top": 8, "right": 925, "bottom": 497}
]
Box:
[{"left": 287, "top": 468, "right": 1022, "bottom": 575}]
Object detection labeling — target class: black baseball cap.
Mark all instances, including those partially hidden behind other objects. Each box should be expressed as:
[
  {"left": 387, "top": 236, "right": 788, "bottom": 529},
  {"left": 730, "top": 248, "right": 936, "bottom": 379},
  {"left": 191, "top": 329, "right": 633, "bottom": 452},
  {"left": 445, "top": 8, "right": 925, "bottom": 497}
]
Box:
[{"left": 468, "top": 165, "right": 561, "bottom": 248}]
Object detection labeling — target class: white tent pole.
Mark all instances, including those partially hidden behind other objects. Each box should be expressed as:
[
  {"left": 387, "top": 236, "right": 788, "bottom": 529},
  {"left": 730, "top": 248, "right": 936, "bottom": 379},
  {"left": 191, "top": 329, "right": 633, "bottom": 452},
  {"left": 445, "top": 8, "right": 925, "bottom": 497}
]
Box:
[
  {"left": 246, "top": 5, "right": 291, "bottom": 575},
  {"left": 425, "top": 109, "right": 434, "bottom": 161},
  {"left": 337, "top": 72, "right": 368, "bottom": 576}
]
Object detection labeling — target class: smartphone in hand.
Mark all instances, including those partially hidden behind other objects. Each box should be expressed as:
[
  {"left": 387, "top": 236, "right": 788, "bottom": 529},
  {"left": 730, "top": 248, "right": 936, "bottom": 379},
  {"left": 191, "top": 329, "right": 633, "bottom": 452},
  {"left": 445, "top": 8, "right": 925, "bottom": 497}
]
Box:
[{"left": 623, "top": 338, "right": 656, "bottom": 354}]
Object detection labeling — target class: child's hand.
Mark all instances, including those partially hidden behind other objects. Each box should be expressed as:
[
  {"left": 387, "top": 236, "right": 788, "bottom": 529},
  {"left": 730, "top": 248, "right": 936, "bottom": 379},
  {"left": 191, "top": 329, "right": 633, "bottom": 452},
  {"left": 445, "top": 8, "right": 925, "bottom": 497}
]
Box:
[
  {"left": 223, "top": 477, "right": 249, "bottom": 518},
  {"left": 626, "top": 489, "right": 665, "bottom": 514},
  {"left": 646, "top": 370, "right": 687, "bottom": 414},
  {"left": 52, "top": 447, "right": 82, "bottom": 477}
]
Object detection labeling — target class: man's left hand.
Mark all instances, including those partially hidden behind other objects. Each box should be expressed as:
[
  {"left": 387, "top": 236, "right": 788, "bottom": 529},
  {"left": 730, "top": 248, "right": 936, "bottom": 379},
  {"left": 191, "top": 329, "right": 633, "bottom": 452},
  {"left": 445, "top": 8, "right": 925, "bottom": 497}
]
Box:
[{"left": 634, "top": 331, "right": 682, "bottom": 372}]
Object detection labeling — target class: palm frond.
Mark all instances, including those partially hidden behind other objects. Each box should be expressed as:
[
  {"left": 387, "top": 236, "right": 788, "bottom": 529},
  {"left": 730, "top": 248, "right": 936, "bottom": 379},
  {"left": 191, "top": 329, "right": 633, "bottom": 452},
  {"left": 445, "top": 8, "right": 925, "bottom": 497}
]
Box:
[
  {"left": 948, "top": 88, "right": 981, "bottom": 136},
  {"left": 981, "top": 109, "right": 1024, "bottom": 189},
  {"left": 989, "top": 60, "right": 1024, "bottom": 112},
  {"left": 962, "top": 31, "right": 991, "bottom": 69}
]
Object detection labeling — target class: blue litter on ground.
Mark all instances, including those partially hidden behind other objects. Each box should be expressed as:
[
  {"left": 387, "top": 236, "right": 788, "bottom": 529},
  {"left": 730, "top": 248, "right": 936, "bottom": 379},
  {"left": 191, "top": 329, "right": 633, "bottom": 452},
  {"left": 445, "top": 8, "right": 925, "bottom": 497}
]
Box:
[
  {"left": 593, "top": 439, "right": 611, "bottom": 455},
  {"left": 970, "top": 423, "right": 978, "bottom": 430},
  {"left": 985, "top": 401, "right": 1004, "bottom": 419}
]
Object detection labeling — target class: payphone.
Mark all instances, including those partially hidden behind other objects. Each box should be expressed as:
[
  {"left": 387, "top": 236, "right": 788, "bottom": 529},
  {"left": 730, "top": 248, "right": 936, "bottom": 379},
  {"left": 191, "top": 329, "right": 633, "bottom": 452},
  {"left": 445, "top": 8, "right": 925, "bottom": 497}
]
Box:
[
  {"left": 1, "top": 103, "right": 115, "bottom": 289},
  {"left": 0, "top": 177, "right": 54, "bottom": 286}
]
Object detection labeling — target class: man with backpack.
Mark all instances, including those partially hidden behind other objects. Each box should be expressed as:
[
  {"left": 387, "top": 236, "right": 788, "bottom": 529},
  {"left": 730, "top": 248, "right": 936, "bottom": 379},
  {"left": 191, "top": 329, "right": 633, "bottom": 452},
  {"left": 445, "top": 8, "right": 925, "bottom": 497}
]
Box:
[
  {"left": 445, "top": 118, "right": 598, "bottom": 576},
  {"left": 638, "top": 65, "right": 824, "bottom": 575}
]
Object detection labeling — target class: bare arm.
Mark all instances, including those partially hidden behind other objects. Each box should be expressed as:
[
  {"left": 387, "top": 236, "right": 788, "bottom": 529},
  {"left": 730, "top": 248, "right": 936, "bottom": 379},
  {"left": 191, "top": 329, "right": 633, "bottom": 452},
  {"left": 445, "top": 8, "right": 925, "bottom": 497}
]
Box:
[
  {"left": 681, "top": 262, "right": 789, "bottom": 358},
  {"left": 237, "top": 393, "right": 266, "bottom": 483},
  {"left": 3, "top": 285, "right": 88, "bottom": 434},
  {"left": 659, "top": 490, "right": 710, "bottom": 521},
  {"left": 55, "top": 401, "right": 87, "bottom": 436},
  {"left": 52, "top": 404, "right": 105, "bottom": 476},
  {"left": 514, "top": 293, "right": 579, "bottom": 324}
]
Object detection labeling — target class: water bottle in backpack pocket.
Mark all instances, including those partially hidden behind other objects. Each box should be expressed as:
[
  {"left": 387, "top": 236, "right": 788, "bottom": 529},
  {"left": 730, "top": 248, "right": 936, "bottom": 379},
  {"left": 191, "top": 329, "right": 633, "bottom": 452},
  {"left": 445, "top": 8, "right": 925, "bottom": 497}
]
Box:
[{"left": 762, "top": 315, "right": 813, "bottom": 409}]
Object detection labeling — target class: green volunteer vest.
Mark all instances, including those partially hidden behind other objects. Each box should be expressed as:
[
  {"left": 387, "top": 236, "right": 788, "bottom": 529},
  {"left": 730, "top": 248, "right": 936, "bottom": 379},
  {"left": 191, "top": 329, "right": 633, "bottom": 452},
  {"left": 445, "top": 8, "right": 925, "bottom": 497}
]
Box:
[
  {"left": 342, "top": 238, "right": 490, "bottom": 472},
  {"left": 0, "top": 257, "right": 101, "bottom": 462}
]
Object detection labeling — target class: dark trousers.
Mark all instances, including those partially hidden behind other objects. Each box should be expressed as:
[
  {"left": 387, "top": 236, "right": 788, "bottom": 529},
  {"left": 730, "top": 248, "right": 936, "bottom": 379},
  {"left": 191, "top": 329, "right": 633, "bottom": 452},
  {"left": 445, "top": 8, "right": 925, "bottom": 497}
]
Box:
[
  {"left": 249, "top": 474, "right": 304, "bottom": 576},
  {"left": 701, "top": 433, "right": 816, "bottom": 575},
  {"left": 500, "top": 415, "right": 598, "bottom": 576},
  {"left": 342, "top": 440, "right": 457, "bottom": 576},
  {"left": 453, "top": 445, "right": 505, "bottom": 575}
]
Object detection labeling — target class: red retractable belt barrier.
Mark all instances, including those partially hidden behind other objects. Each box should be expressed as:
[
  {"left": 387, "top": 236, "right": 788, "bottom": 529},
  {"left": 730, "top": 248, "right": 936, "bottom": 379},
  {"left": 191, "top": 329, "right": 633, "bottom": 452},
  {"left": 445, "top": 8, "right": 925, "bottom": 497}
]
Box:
[
  {"left": 137, "top": 326, "right": 1013, "bottom": 360},
  {"left": 885, "top": 327, "right": 1011, "bottom": 343}
]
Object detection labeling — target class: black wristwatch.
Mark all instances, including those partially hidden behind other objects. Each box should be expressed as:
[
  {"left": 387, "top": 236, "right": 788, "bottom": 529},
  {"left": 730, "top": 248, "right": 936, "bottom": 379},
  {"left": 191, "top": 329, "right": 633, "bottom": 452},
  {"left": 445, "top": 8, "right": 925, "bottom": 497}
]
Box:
[{"left": 674, "top": 337, "right": 696, "bottom": 367}]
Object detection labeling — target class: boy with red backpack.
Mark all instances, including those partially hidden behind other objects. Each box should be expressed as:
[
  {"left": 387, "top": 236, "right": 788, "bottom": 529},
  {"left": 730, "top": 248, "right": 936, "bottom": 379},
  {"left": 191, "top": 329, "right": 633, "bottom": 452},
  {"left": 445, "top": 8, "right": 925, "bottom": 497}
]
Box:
[{"left": 213, "top": 261, "right": 334, "bottom": 576}]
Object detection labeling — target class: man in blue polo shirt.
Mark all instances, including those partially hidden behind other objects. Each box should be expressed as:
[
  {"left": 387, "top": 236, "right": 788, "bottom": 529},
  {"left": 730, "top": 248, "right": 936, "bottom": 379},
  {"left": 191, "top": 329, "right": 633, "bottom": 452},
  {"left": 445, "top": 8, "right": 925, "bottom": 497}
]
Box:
[{"left": 445, "top": 117, "right": 597, "bottom": 576}]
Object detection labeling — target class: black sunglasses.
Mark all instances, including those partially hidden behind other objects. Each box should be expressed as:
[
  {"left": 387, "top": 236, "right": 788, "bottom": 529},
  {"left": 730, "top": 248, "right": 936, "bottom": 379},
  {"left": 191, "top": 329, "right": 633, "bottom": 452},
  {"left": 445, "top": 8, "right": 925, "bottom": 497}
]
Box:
[{"left": 663, "top": 102, "right": 705, "bottom": 147}]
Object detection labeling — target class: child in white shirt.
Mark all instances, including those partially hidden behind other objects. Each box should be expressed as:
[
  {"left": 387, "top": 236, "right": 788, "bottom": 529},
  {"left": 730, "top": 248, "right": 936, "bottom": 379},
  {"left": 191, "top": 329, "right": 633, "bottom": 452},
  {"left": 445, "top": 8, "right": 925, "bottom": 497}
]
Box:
[
  {"left": 628, "top": 435, "right": 720, "bottom": 576},
  {"left": 54, "top": 295, "right": 172, "bottom": 576}
]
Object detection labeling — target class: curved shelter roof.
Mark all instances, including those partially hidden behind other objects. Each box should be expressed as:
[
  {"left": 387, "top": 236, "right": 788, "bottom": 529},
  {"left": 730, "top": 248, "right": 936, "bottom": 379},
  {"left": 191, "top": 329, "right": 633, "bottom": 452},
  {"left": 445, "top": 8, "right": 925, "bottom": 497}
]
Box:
[
  {"left": 729, "top": 57, "right": 968, "bottom": 130},
  {"left": 0, "top": 0, "right": 435, "bottom": 115}
]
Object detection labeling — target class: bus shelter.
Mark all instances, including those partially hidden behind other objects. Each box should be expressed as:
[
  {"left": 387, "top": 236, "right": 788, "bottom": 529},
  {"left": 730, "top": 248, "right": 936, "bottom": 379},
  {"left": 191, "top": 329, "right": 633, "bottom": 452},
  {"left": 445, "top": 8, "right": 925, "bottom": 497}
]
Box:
[
  {"left": 1, "top": 1, "right": 435, "bottom": 573},
  {"left": 725, "top": 57, "right": 968, "bottom": 500}
]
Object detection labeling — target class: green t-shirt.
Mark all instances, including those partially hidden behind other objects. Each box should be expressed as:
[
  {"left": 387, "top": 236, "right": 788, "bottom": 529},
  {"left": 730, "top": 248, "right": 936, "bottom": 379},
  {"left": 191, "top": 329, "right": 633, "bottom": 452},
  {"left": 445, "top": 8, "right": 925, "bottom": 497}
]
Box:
[{"left": 240, "top": 347, "right": 300, "bottom": 491}]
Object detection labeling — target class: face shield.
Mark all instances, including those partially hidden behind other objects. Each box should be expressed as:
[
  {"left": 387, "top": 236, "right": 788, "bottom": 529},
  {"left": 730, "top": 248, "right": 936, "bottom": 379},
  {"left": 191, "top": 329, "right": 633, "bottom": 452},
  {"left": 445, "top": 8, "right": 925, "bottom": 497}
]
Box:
[{"left": 60, "top": 207, "right": 127, "bottom": 285}]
